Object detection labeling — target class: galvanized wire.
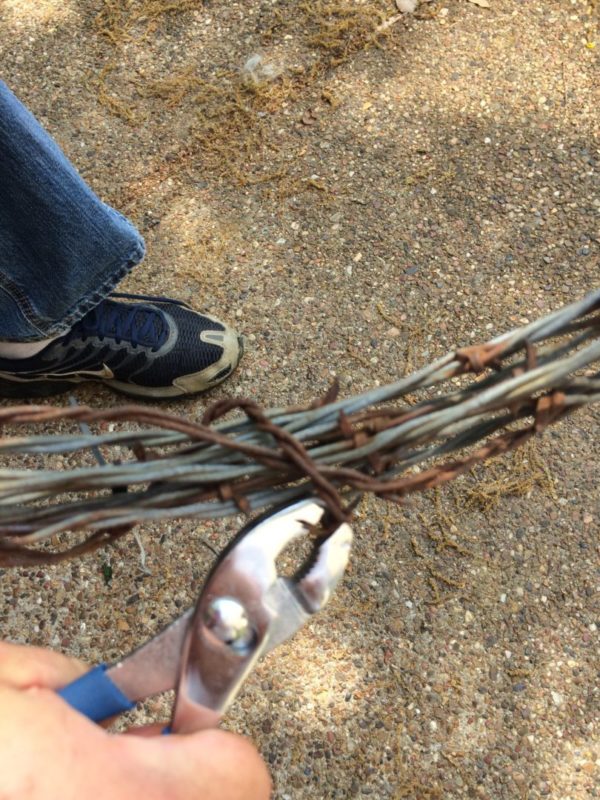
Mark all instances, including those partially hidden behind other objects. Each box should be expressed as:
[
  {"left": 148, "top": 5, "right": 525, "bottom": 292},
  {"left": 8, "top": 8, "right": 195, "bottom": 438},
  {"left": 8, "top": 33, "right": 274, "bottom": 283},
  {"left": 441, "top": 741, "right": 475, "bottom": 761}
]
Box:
[{"left": 0, "top": 289, "right": 598, "bottom": 565}]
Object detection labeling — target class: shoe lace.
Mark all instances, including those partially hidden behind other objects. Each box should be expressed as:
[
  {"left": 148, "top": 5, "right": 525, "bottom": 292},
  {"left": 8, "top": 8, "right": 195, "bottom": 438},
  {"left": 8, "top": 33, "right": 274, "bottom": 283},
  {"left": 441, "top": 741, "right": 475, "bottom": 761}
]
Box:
[{"left": 67, "top": 294, "right": 170, "bottom": 351}]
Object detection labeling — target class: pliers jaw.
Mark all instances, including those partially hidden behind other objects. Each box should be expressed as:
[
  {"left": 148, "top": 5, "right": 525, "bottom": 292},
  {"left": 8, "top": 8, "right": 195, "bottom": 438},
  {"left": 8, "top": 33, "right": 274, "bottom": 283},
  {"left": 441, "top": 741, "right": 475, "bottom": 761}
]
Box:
[
  {"left": 171, "top": 497, "right": 353, "bottom": 733},
  {"left": 57, "top": 496, "right": 353, "bottom": 733}
]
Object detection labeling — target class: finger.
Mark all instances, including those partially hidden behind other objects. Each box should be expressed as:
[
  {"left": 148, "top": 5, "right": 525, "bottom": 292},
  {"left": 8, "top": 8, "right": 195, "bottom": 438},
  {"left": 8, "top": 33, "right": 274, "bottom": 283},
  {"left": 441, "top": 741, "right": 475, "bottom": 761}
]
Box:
[
  {"left": 119, "top": 728, "right": 272, "bottom": 800},
  {"left": 0, "top": 641, "right": 87, "bottom": 690},
  {"left": 121, "top": 723, "right": 167, "bottom": 737},
  {"left": 0, "top": 686, "right": 117, "bottom": 800},
  {"left": 0, "top": 685, "right": 272, "bottom": 800}
]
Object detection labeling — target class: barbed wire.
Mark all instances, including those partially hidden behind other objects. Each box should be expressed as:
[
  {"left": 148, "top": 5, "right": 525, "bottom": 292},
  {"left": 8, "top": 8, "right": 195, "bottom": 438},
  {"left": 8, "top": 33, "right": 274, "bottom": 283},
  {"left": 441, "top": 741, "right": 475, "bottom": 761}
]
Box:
[{"left": 0, "top": 289, "right": 598, "bottom": 566}]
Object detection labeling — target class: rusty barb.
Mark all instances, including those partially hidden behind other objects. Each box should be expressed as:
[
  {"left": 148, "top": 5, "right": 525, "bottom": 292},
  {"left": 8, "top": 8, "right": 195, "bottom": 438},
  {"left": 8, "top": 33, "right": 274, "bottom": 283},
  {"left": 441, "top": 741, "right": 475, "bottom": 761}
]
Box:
[{"left": 0, "top": 289, "right": 598, "bottom": 566}]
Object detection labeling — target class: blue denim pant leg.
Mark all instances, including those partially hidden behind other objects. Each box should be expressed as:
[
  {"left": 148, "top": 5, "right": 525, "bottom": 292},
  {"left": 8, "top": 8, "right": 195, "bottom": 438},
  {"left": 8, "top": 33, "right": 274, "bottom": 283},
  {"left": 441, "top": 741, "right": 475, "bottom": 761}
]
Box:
[{"left": 0, "top": 81, "right": 145, "bottom": 342}]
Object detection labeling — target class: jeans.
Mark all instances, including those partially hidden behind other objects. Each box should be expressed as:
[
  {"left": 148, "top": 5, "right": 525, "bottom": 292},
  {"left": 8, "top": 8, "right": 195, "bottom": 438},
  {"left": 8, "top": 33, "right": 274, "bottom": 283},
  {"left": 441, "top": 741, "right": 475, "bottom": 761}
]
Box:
[{"left": 0, "top": 81, "right": 145, "bottom": 342}]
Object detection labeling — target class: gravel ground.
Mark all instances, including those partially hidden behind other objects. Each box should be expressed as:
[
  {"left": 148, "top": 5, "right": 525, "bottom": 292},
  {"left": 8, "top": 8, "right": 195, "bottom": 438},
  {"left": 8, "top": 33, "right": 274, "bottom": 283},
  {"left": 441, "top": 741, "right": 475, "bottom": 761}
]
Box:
[{"left": 0, "top": 1, "right": 599, "bottom": 798}]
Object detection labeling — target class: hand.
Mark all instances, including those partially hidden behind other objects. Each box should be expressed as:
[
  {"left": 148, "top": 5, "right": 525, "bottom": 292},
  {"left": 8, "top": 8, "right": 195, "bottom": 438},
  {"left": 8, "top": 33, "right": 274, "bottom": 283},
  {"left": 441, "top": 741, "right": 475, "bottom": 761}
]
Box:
[{"left": 0, "top": 642, "right": 271, "bottom": 800}]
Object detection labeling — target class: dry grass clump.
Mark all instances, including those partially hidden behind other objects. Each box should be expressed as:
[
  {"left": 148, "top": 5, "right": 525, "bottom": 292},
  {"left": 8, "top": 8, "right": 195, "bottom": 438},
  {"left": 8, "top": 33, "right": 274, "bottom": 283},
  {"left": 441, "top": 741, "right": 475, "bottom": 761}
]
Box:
[
  {"left": 90, "top": 0, "right": 401, "bottom": 181},
  {"left": 137, "top": 66, "right": 292, "bottom": 181},
  {"left": 462, "top": 440, "right": 557, "bottom": 513},
  {"left": 94, "top": 0, "right": 201, "bottom": 44},
  {"left": 402, "top": 441, "right": 558, "bottom": 605},
  {"left": 399, "top": 437, "right": 560, "bottom": 604},
  {"left": 94, "top": 63, "right": 138, "bottom": 124},
  {"left": 92, "top": 0, "right": 204, "bottom": 122},
  {"left": 301, "top": 0, "right": 393, "bottom": 66}
]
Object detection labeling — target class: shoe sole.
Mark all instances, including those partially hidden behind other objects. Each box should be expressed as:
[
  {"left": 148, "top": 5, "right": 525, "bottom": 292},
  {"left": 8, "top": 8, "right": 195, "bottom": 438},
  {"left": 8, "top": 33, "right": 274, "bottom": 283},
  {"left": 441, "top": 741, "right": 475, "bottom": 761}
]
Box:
[{"left": 0, "top": 336, "right": 244, "bottom": 400}]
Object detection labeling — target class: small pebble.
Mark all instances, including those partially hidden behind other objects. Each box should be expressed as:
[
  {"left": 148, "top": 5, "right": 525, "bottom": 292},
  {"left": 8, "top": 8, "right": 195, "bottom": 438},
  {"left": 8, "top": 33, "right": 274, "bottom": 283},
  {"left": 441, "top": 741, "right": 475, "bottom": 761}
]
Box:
[
  {"left": 550, "top": 691, "right": 563, "bottom": 707},
  {"left": 396, "top": 0, "right": 418, "bottom": 12}
]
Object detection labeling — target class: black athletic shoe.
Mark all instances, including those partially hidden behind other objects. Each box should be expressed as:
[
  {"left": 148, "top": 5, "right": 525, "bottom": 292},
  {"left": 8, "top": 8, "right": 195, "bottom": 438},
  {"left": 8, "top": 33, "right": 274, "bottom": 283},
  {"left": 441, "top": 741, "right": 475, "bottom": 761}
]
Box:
[{"left": 0, "top": 293, "right": 243, "bottom": 399}]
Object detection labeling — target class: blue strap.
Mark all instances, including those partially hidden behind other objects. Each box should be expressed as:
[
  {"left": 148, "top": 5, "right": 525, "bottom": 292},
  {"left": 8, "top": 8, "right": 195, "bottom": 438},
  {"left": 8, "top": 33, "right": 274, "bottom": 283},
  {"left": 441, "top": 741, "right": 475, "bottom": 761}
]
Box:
[{"left": 58, "top": 664, "right": 135, "bottom": 723}]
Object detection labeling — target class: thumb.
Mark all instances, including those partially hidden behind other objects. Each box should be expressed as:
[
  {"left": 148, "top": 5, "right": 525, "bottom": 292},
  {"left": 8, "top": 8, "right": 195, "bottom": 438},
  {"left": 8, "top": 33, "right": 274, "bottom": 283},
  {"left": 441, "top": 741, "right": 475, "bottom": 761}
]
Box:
[{"left": 118, "top": 728, "right": 272, "bottom": 800}]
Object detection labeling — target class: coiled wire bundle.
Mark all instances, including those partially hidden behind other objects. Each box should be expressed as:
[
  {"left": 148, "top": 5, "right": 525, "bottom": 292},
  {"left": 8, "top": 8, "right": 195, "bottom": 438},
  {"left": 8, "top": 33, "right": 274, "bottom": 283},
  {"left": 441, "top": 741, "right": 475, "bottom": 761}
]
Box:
[{"left": 0, "top": 289, "right": 598, "bottom": 566}]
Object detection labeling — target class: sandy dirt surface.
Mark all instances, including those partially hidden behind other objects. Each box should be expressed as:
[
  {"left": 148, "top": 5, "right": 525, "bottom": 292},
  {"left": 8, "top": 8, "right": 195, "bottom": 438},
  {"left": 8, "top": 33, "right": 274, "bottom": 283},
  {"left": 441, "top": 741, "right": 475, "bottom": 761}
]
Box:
[{"left": 0, "top": 1, "right": 598, "bottom": 797}]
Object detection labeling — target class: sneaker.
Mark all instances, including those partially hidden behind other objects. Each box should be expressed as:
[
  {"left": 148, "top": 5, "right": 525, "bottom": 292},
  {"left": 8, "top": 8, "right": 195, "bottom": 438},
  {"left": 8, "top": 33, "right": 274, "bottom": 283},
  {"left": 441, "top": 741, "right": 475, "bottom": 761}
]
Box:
[{"left": 0, "top": 292, "right": 243, "bottom": 399}]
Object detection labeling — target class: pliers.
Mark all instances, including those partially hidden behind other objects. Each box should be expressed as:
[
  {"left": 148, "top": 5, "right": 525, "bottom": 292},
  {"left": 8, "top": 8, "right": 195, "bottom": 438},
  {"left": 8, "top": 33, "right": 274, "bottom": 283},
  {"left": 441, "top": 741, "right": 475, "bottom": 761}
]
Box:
[{"left": 58, "top": 497, "right": 353, "bottom": 734}]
